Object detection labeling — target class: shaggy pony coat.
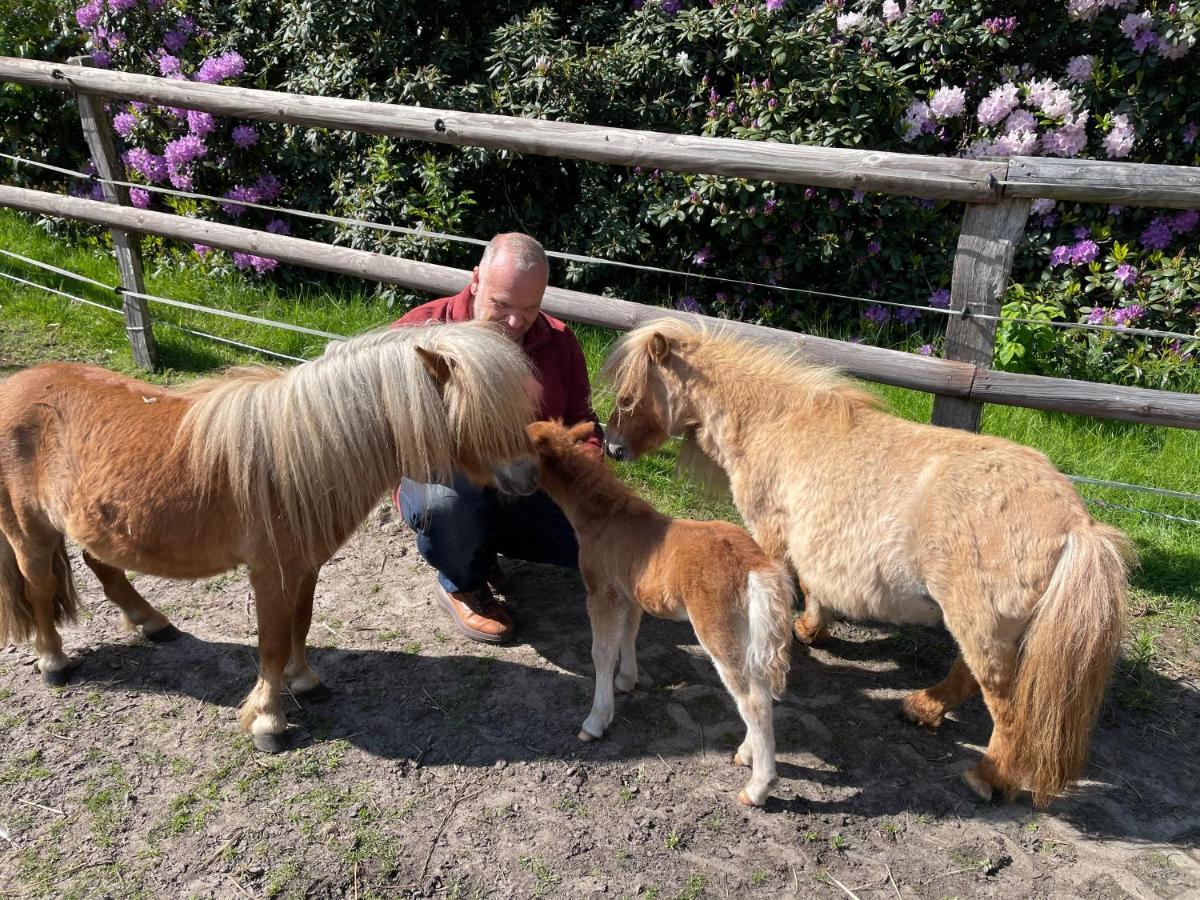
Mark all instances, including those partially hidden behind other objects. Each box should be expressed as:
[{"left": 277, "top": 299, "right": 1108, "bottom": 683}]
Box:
[
  {"left": 527, "top": 419, "right": 794, "bottom": 806},
  {"left": 601, "top": 318, "right": 1133, "bottom": 808}
]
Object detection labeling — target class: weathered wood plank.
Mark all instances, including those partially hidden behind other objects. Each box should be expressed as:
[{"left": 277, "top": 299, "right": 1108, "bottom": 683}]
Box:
[
  {"left": 68, "top": 55, "right": 157, "bottom": 369},
  {"left": 0, "top": 56, "right": 1005, "bottom": 203},
  {"left": 1005, "top": 156, "right": 1200, "bottom": 210},
  {"left": 3, "top": 184, "right": 1198, "bottom": 429},
  {"left": 931, "top": 199, "right": 1031, "bottom": 432}
]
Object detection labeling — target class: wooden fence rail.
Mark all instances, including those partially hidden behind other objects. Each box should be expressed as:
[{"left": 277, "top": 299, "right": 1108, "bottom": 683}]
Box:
[
  {"left": 1, "top": 54, "right": 1198, "bottom": 434},
  {"left": 2, "top": 183, "right": 1198, "bottom": 431}
]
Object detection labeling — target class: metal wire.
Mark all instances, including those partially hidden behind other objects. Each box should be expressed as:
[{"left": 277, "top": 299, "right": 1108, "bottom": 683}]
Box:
[
  {"left": 0, "top": 268, "right": 123, "bottom": 315},
  {"left": 0, "top": 245, "right": 114, "bottom": 291},
  {"left": 1082, "top": 497, "right": 1200, "bottom": 527},
  {"left": 1066, "top": 474, "right": 1200, "bottom": 505}
]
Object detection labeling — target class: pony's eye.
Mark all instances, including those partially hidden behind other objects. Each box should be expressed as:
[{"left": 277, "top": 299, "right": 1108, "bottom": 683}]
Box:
[{"left": 617, "top": 395, "right": 633, "bottom": 409}]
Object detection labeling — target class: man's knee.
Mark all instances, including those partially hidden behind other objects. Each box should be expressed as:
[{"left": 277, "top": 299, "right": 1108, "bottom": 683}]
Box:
[{"left": 399, "top": 478, "right": 489, "bottom": 534}]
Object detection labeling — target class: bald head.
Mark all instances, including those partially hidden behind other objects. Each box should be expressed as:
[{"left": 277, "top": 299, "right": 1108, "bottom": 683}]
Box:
[{"left": 470, "top": 233, "right": 549, "bottom": 341}]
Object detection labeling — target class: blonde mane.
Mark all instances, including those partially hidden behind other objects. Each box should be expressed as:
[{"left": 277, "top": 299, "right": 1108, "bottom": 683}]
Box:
[
  {"left": 179, "top": 322, "right": 534, "bottom": 559},
  {"left": 602, "top": 316, "right": 883, "bottom": 422}
]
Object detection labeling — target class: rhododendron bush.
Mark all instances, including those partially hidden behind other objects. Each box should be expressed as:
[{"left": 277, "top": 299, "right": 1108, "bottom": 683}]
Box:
[{"left": 2, "top": 0, "right": 1197, "bottom": 387}]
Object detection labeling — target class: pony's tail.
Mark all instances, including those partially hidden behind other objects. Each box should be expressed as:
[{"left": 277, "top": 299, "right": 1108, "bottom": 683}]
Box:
[
  {"left": 1008, "top": 522, "right": 1133, "bottom": 807},
  {"left": 745, "top": 563, "right": 795, "bottom": 700},
  {"left": 0, "top": 530, "right": 79, "bottom": 646}
]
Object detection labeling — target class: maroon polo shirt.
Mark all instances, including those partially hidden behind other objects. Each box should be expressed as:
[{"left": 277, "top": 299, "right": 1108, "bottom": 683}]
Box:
[{"left": 391, "top": 285, "right": 602, "bottom": 451}]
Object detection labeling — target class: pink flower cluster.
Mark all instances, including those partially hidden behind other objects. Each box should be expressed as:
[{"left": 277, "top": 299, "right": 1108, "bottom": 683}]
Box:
[
  {"left": 1102, "top": 114, "right": 1135, "bottom": 159},
  {"left": 193, "top": 52, "right": 245, "bottom": 85},
  {"left": 983, "top": 16, "right": 1018, "bottom": 36}
]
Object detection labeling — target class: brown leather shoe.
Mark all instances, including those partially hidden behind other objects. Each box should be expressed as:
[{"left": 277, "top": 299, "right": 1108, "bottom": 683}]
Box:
[{"left": 435, "top": 583, "right": 514, "bottom": 644}]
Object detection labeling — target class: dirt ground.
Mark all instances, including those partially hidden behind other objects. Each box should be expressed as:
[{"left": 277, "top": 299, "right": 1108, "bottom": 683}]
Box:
[{"left": 0, "top": 503, "right": 1197, "bottom": 900}]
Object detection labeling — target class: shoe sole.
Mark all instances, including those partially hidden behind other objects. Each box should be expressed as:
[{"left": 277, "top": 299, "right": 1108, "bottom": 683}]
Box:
[{"left": 435, "top": 586, "right": 512, "bottom": 644}]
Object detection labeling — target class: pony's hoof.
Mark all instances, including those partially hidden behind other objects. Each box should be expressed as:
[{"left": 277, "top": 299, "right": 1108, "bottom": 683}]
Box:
[
  {"left": 295, "top": 683, "right": 332, "bottom": 703},
  {"left": 614, "top": 676, "right": 636, "bottom": 694},
  {"left": 578, "top": 728, "right": 599, "bottom": 742},
  {"left": 732, "top": 750, "right": 751, "bottom": 768},
  {"left": 962, "top": 767, "right": 995, "bottom": 802},
  {"left": 737, "top": 789, "right": 765, "bottom": 808},
  {"left": 899, "top": 695, "right": 943, "bottom": 731},
  {"left": 41, "top": 666, "right": 72, "bottom": 687},
  {"left": 146, "top": 623, "right": 183, "bottom": 643},
  {"left": 792, "top": 617, "right": 829, "bottom": 646},
  {"left": 253, "top": 731, "right": 289, "bottom": 754}
]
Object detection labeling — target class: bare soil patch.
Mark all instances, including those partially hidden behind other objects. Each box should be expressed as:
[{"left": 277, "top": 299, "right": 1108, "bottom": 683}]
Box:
[{"left": 2, "top": 504, "right": 1198, "bottom": 899}]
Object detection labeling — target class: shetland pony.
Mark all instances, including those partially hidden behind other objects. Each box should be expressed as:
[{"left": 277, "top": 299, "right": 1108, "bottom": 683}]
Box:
[
  {"left": 600, "top": 318, "right": 1133, "bottom": 808},
  {"left": 0, "top": 322, "right": 538, "bottom": 750},
  {"left": 527, "top": 420, "right": 794, "bottom": 806}
]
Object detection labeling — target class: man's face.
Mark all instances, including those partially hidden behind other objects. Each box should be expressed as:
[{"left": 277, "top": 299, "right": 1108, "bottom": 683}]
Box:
[{"left": 470, "top": 252, "right": 546, "bottom": 342}]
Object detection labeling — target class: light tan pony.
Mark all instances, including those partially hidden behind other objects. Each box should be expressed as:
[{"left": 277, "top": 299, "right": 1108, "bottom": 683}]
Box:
[
  {"left": 0, "top": 322, "right": 538, "bottom": 750},
  {"left": 527, "top": 419, "right": 794, "bottom": 806},
  {"left": 601, "top": 317, "right": 1133, "bottom": 808}
]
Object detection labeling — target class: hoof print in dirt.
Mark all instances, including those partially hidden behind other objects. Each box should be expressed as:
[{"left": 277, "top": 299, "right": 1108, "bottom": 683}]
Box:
[{"left": 146, "top": 623, "right": 184, "bottom": 643}]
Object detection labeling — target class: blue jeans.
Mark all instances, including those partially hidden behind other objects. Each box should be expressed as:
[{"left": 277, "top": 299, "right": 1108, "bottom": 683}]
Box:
[{"left": 398, "top": 473, "right": 579, "bottom": 593}]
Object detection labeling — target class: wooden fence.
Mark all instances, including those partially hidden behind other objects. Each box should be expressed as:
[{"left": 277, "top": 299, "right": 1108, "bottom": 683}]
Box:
[{"left": 1, "top": 55, "right": 1198, "bottom": 433}]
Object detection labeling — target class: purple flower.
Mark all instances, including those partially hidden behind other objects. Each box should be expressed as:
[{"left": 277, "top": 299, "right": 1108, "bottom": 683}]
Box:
[
  {"left": 168, "top": 168, "right": 193, "bottom": 191},
  {"left": 265, "top": 218, "right": 291, "bottom": 236},
  {"left": 927, "top": 11, "right": 944, "bottom": 26},
  {"left": 158, "top": 53, "right": 182, "bottom": 78},
  {"left": 929, "top": 86, "right": 966, "bottom": 119},
  {"left": 163, "top": 30, "right": 188, "bottom": 53},
  {"left": 90, "top": 182, "right": 105, "bottom": 201},
  {"left": 828, "top": 197, "right": 840, "bottom": 211},
  {"left": 75, "top": 0, "right": 102, "bottom": 29},
  {"left": 108, "top": 0, "right": 137, "bottom": 12},
  {"left": 896, "top": 307, "right": 920, "bottom": 325},
  {"left": 233, "top": 252, "right": 278, "bottom": 274},
  {"left": 92, "top": 51, "right": 110, "bottom": 68},
  {"left": 1140, "top": 217, "right": 1174, "bottom": 250},
  {"left": 764, "top": 198, "right": 777, "bottom": 216},
  {"left": 1180, "top": 122, "right": 1200, "bottom": 146},
  {"left": 194, "top": 52, "right": 246, "bottom": 85},
  {"left": 746, "top": 205, "right": 757, "bottom": 218},
  {"left": 128, "top": 187, "right": 150, "bottom": 209},
  {"left": 164, "top": 134, "right": 207, "bottom": 169},
  {"left": 766, "top": 0, "right": 785, "bottom": 10},
  {"left": 867, "top": 239, "right": 881, "bottom": 255},
  {"left": 1171, "top": 209, "right": 1199, "bottom": 234},
  {"left": 1066, "top": 55, "right": 1095, "bottom": 84},
  {"left": 1108, "top": 204, "right": 1124, "bottom": 216},
  {"left": 193, "top": 243, "right": 211, "bottom": 258},
  {"left": 918, "top": 343, "right": 934, "bottom": 356},
  {"left": 804, "top": 187, "right": 817, "bottom": 201},
  {"left": 187, "top": 110, "right": 215, "bottom": 136},
  {"left": 112, "top": 112, "right": 136, "bottom": 137},
  {"left": 231, "top": 124, "right": 258, "bottom": 149},
  {"left": 1113, "top": 305, "right": 1146, "bottom": 327},
  {"left": 928, "top": 288, "right": 951, "bottom": 308},
  {"left": 675, "top": 295, "right": 702, "bottom": 313},
  {"left": 123, "top": 148, "right": 167, "bottom": 183},
  {"left": 1050, "top": 245, "right": 1072, "bottom": 266},
  {"left": 1073, "top": 226, "right": 1090, "bottom": 240},
  {"left": 255, "top": 175, "right": 282, "bottom": 201},
  {"left": 1113, "top": 263, "right": 1138, "bottom": 287},
  {"left": 692, "top": 246, "right": 713, "bottom": 267},
  {"left": 661, "top": 0, "right": 682, "bottom": 13},
  {"left": 220, "top": 184, "right": 261, "bottom": 217},
  {"left": 863, "top": 304, "right": 891, "bottom": 325},
  {"left": 1132, "top": 30, "right": 1159, "bottom": 55},
  {"left": 1070, "top": 239, "right": 1099, "bottom": 265},
  {"left": 1087, "top": 307, "right": 1109, "bottom": 325}
]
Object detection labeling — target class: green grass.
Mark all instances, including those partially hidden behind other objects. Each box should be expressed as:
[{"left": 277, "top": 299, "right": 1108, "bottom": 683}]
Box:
[{"left": 2, "top": 207, "right": 1196, "bottom": 653}]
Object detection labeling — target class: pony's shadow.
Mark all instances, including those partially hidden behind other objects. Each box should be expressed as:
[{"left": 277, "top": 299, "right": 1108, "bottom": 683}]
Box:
[{"left": 62, "top": 577, "right": 1199, "bottom": 846}]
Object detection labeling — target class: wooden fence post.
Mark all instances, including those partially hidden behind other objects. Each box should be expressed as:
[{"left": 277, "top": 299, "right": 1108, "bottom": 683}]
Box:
[
  {"left": 930, "top": 198, "right": 1031, "bottom": 432},
  {"left": 68, "top": 55, "right": 158, "bottom": 370}
]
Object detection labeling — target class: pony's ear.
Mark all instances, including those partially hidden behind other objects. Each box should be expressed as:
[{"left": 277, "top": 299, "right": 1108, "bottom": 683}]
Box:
[
  {"left": 649, "top": 331, "right": 672, "bottom": 363},
  {"left": 415, "top": 346, "right": 454, "bottom": 387},
  {"left": 568, "top": 421, "right": 595, "bottom": 444}
]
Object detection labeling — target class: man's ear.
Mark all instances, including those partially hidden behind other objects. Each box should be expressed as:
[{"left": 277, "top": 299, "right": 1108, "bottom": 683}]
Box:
[
  {"left": 568, "top": 421, "right": 595, "bottom": 444},
  {"left": 415, "top": 346, "right": 453, "bottom": 387},
  {"left": 649, "top": 331, "right": 672, "bottom": 363}
]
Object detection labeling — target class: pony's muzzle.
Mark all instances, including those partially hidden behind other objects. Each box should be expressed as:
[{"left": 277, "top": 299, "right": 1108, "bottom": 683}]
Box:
[
  {"left": 492, "top": 456, "right": 540, "bottom": 496},
  {"left": 604, "top": 437, "right": 630, "bottom": 462}
]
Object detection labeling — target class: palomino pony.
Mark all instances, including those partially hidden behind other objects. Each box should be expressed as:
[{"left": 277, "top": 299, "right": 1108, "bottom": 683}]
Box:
[
  {"left": 527, "top": 419, "right": 794, "bottom": 806},
  {"left": 0, "top": 322, "right": 538, "bottom": 750},
  {"left": 601, "top": 318, "right": 1133, "bottom": 808}
]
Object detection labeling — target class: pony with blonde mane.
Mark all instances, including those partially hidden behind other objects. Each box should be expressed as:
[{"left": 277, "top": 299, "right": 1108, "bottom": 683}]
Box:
[
  {"left": 601, "top": 317, "right": 1133, "bottom": 808},
  {"left": 0, "top": 322, "right": 538, "bottom": 750}
]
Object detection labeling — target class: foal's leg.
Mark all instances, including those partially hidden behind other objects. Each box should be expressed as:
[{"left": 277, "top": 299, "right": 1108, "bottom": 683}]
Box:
[
  {"left": 614, "top": 606, "right": 643, "bottom": 694},
  {"left": 6, "top": 528, "right": 71, "bottom": 684},
  {"left": 578, "top": 588, "right": 627, "bottom": 742},
  {"left": 283, "top": 570, "right": 325, "bottom": 697},
  {"left": 80, "top": 550, "right": 179, "bottom": 642},
  {"left": 239, "top": 566, "right": 297, "bottom": 751},
  {"left": 900, "top": 653, "right": 980, "bottom": 729},
  {"left": 711, "top": 656, "right": 778, "bottom": 807}
]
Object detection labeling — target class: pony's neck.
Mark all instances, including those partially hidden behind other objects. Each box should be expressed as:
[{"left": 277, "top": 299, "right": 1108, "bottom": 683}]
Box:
[{"left": 541, "top": 444, "right": 658, "bottom": 533}]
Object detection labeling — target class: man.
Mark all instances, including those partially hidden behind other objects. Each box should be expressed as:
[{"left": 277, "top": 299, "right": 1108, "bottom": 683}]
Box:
[{"left": 392, "top": 233, "right": 602, "bottom": 643}]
